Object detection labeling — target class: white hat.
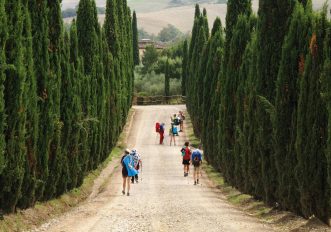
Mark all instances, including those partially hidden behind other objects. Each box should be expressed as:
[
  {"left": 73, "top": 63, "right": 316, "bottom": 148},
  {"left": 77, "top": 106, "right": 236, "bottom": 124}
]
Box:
[{"left": 125, "top": 149, "right": 130, "bottom": 154}]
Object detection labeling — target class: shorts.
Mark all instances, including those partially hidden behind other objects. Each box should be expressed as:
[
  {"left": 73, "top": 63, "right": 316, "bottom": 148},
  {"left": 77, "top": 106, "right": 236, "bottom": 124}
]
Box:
[
  {"left": 194, "top": 165, "right": 201, "bottom": 172},
  {"left": 182, "top": 159, "right": 190, "bottom": 165},
  {"left": 122, "top": 167, "right": 128, "bottom": 177}
]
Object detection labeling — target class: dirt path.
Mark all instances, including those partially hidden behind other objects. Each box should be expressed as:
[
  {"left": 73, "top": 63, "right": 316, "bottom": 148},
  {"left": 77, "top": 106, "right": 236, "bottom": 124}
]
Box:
[{"left": 33, "top": 105, "right": 273, "bottom": 232}]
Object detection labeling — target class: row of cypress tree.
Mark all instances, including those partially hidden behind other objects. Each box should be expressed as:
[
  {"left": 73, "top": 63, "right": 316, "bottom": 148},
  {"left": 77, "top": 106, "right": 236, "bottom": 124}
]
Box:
[
  {"left": 0, "top": 0, "right": 136, "bottom": 213},
  {"left": 184, "top": 1, "right": 331, "bottom": 224}
]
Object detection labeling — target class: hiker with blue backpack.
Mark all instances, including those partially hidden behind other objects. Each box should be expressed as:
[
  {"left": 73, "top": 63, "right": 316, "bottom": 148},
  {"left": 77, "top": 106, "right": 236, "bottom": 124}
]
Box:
[
  {"left": 121, "top": 149, "right": 138, "bottom": 196},
  {"left": 169, "top": 123, "right": 177, "bottom": 146},
  {"left": 191, "top": 145, "right": 203, "bottom": 185}
]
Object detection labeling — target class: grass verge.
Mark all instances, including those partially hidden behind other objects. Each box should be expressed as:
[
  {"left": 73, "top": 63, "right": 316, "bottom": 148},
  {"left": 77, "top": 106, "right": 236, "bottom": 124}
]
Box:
[
  {"left": 0, "top": 109, "right": 135, "bottom": 232},
  {"left": 184, "top": 110, "right": 331, "bottom": 231}
]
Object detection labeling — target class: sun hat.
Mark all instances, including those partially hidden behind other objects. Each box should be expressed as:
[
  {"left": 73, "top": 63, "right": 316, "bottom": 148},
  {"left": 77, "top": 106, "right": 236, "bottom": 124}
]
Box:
[{"left": 125, "top": 148, "right": 131, "bottom": 154}]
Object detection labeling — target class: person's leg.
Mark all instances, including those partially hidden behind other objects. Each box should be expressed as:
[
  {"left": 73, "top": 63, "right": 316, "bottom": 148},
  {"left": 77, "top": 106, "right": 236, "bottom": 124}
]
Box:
[
  {"left": 131, "top": 176, "right": 134, "bottom": 183},
  {"left": 135, "top": 174, "right": 138, "bottom": 183},
  {"left": 197, "top": 166, "right": 200, "bottom": 184},
  {"left": 122, "top": 177, "right": 126, "bottom": 194},
  {"left": 193, "top": 167, "right": 197, "bottom": 184},
  {"left": 174, "top": 135, "right": 176, "bottom": 146},
  {"left": 127, "top": 177, "right": 131, "bottom": 196}
]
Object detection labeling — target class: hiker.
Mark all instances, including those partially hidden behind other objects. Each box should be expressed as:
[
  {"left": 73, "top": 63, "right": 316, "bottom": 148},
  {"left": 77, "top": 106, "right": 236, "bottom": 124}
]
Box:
[
  {"left": 182, "top": 141, "right": 191, "bottom": 177},
  {"left": 191, "top": 145, "right": 203, "bottom": 185},
  {"left": 131, "top": 149, "right": 142, "bottom": 184},
  {"left": 178, "top": 111, "right": 185, "bottom": 132},
  {"left": 121, "top": 149, "right": 131, "bottom": 196},
  {"left": 169, "top": 123, "right": 176, "bottom": 146},
  {"left": 159, "top": 123, "right": 165, "bottom": 144},
  {"left": 121, "top": 149, "right": 138, "bottom": 196}
]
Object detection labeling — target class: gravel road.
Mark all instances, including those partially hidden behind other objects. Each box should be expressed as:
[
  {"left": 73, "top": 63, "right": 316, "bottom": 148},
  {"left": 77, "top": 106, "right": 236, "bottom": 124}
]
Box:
[{"left": 33, "top": 105, "right": 273, "bottom": 232}]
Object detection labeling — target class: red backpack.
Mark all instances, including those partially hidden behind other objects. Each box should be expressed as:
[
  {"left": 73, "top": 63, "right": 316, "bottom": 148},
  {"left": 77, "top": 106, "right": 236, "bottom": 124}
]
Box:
[{"left": 155, "top": 122, "right": 160, "bottom": 132}]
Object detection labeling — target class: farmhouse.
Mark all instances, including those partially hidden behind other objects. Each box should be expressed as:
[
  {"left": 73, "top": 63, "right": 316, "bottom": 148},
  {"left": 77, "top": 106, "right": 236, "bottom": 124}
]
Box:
[{"left": 139, "top": 39, "right": 165, "bottom": 58}]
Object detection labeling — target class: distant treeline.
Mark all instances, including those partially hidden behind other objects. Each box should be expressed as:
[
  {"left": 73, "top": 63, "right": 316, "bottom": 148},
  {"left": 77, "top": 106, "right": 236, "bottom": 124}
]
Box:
[
  {"left": 184, "top": 1, "right": 331, "bottom": 225},
  {"left": 0, "top": 0, "right": 137, "bottom": 214},
  {"left": 62, "top": 6, "right": 106, "bottom": 18}
]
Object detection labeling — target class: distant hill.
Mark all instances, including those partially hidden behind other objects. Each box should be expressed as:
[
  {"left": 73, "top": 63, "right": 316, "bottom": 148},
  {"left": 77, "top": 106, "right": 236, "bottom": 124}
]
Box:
[{"left": 62, "top": 0, "right": 329, "bottom": 35}]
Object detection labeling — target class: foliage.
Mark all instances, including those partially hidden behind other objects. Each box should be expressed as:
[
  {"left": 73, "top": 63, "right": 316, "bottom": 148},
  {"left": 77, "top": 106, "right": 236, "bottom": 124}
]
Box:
[
  {"left": 157, "top": 24, "right": 183, "bottom": 42},
  {"left": 0, "top": 0, "right": 134, "bottom": 213},
  {"left": 184, "top": 2, "right": 331, "bottom": 224}
]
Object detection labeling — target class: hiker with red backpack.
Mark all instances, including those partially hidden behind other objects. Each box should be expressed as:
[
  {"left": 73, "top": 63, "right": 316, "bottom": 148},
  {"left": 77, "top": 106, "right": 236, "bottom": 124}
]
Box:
[
  {"left": 159, "top": 123, "right": 165, "bottom": 144},
  {"left": 181, "top": 141, "right": 191, "bottom": 177}
]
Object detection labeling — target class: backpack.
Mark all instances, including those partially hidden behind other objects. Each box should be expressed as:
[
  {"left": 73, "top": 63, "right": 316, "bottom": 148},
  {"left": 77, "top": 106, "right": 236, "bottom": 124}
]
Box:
[
  {"left": 174, "top": 118, "right": 180, "bottom": 125},
  {"left": 156, "top": 122, "right": 160, "bottom": 132},
  {"left": 192, "top": 156, "right": 200, "bottom": 167},
  {"left": 172, "top": 126, "right": 178, "bottom": 134},
  {"left": 180, "top": 147, "right": 185, "bottom": 156}
]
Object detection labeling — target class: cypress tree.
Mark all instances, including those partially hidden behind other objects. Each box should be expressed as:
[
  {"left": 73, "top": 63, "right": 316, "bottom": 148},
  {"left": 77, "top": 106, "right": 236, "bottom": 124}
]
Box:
[
  {"left": 255, "top": 0, "right": 295, "bottom": 204},
  {"left": 227, "top": 14, "right": 253, "bottom": 188},
  {"left": 77, "top": 0, "right": 97, "bottom": 75},
  {"left": 322, "top": 20, "right": 331, "bottom": 224},
  {"left": 234, "top": 18, "right": 257, "bottom": 193},
  {"left": 181, "top": 40, "right": 188, "bottom": 96},
  {"left": 44, "top": 0, "right": 63, "bottom": 199},
  {"left": 202, "top": 18, "right": 224, "bottom": 164},
  {"left": 243, "top": 32, "right": 263, "bottom": 198},
  {"left": 0, "top": 0, "right": 26, "bottom": 212},
  {"left": 165, "top": 59, "right": 170, "bottom": 97},
  {"left": 295, "top": 9, "right": 329, "bottom": 222},
  {"left": 28, "top": 0, "right": 50, "bottom": 200},
  {"left": 190, "top": 23, "right": 207, "bottom": 133},
  {"left": 274, "top": 2, "right": 312, "bottom": 213},
  {"left": 132, "top": 11, "right": 139, "bottom": 66},
  {"left": 0, "top": 0, "right": 7, "bottom": 177},
  {"left": 220, "top": 0, "right": 252, "bottom": 184},
  {"left": 18, "top": 0, "right": 39, "bottom": 208}
]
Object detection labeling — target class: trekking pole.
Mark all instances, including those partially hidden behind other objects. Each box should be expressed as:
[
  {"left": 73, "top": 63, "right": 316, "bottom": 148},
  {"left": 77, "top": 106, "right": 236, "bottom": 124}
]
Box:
[{"left": 140, "top": 162, "right": 143, "bottom": 182}]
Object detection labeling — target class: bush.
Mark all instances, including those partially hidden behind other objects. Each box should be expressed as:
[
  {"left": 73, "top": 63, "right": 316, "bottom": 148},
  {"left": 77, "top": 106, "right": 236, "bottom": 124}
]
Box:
[{"left": 134, "top": 71, "right": 181, "bottom": 96}]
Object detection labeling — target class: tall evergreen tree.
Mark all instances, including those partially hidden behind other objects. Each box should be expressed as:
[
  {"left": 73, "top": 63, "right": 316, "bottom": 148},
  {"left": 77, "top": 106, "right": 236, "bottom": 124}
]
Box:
[
  {"left": 28, "top": 0, "right": 50, "bottom": 200},
  {"left": 44, "top": 0, "right": 63, "bottom": 199},
  {"left": 181, "top": 40, "right": 188, "bottom": 96},
  {"left": 132, "top": 11, "right": 139, "bottom": 66},
  {"left": 0, "top": 0, "right": 27, "bottom": 212},
  {"left": 165, "top": 59, "right": 170, "bottom": 97},
  {"left": 255, "top": 0, "right": 295, "bottom": 204},
  {"left": 0, "top": 0, "right": 7, "bottom": 177},
  {"left": 18, "top": 0, "right": 39, "bottom": 208},
  {"left": 295, "top": 10, "right": 330, "bottom": 222},
  {"left": 274, "top": 2, "right": 312, "bottom": 213},
  {"left": 220, "top": 0, "right": 252, "bottom": 184},
  {"left": 202, "top": 17, "right": 224, "bottom": 163}
]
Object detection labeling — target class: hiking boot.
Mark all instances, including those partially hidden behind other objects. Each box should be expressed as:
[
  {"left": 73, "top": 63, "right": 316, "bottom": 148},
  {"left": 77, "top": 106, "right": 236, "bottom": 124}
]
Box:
[
  {"left": 122, "top": 190, "right": 125, "bottom": 195},
  {"left": 194, "top": 181, "right": 197, "bottom": 185},
  {"left": 184, "top": 172, "right": 186, "bottom": 177},
  {"left": 127, "top": 192, "right": 130, "bottom": 196}
]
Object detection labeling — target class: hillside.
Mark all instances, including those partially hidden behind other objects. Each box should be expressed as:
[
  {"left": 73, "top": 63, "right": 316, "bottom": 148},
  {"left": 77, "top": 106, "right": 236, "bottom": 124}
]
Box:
[{"left": 62, "top": 0, "right": 329, "bottom": 35}]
